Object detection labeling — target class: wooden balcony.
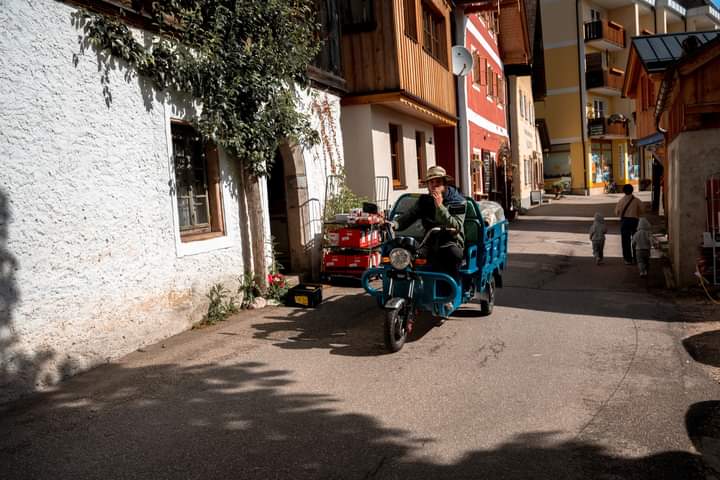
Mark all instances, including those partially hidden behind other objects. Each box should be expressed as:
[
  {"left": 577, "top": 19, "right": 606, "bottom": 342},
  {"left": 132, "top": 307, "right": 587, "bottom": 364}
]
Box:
[
  {"left": 584, "top": 20, "right": 625, "bottom": 51},
  {"left": 340, "top": 0, "right": 456, "bottom": 125},
  {"left": 588, "top": 117, "right": 629, "bottom": 138},
  {"left": 586, "top": 68, "right": 625, "bottom": 96}
]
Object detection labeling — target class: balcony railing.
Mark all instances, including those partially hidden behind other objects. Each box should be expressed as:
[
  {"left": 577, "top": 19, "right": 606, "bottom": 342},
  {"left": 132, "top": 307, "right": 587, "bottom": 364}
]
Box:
[
  {"left": 586, "top": 68, "right": 625, "bottom": 93},
  {"left": 588, "top": 117, "right": 628, "bottom": 137},
  {"left": 584, "top": 20, "right": 626, "bottom": 49}
]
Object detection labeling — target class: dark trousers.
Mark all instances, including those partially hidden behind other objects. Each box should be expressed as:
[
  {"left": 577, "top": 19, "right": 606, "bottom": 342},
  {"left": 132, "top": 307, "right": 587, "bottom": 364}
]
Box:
[
  {"left": 428, "top": 244, "right": 464, "bottom": 296},
  {"left": 620, "top": 217, "right": 639, "bottom": 262}
]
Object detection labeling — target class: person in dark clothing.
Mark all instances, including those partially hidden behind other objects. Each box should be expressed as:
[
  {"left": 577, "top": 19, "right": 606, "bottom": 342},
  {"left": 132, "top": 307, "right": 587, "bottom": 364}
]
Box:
[
  {"left": 615, "top": 183, "right": 643, "bottom": 264},
  {"left": 651, "top": 155, "right": 664, "bottom": 213},
  {"left": 393, "top": 166, "right": 466, "bottom": 314}
]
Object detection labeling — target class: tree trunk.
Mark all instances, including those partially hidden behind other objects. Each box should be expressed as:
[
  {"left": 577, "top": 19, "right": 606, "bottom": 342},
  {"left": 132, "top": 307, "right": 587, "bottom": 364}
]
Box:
[{"left": 246, "top": 174, "right": 267, "bottom": 290}]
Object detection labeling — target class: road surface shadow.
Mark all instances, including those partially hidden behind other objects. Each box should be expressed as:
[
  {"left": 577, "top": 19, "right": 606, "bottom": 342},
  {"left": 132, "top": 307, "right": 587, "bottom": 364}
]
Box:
[
  {"left": 498, "top": 252, "right": 672, "bottom": 320},
  {"left": 511, "top": 217, "right": 620, "bottom": 235},
  {"left": 686, "top": 400, "right": 720, "bottom": 475},
  {"left": 525, "top": 197, "right": 651, "bottom": 219},
  {"left": 252, "top": 291, "right": 437, "bottom": 356},
  {"left": 684, "top": 331, "right": 720, "bottom": 367},
  {"left": 0, "top": 360, "right": 707, "bottom": 479}
]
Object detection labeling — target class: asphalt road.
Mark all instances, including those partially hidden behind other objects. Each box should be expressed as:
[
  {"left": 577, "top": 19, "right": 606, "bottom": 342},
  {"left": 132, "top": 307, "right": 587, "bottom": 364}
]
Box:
[{"left": 2, "top": 195, "right": 719, "bottom": 479}]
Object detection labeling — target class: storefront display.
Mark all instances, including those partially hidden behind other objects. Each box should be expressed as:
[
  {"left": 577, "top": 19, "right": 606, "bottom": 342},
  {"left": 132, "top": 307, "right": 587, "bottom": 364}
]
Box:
[{"left": 591, "top": 141, "right": 612, "bottom": 185}]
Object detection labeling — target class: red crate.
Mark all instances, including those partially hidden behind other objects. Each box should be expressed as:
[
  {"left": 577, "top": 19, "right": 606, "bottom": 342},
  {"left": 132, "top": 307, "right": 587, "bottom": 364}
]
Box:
[
  {"left": 338, "top": 228, "right": 381, "bottom": 249},
  {"left": 346, "top": 252, "right": 381, "bottom": 269},
  {"left": 323, "top": 253, "right": 347, "bottom": 268}
]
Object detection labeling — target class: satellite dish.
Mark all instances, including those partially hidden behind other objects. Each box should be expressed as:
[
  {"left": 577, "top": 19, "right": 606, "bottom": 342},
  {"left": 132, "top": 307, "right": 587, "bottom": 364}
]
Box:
[{"left": 452, "top": 45, "right": 473, "bottom": 77}]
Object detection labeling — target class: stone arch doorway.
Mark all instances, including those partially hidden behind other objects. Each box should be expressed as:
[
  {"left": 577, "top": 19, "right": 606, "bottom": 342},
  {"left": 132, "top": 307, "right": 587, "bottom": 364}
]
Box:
[{"left": 267, "top": 143, "right": 314, "bottom": 277}]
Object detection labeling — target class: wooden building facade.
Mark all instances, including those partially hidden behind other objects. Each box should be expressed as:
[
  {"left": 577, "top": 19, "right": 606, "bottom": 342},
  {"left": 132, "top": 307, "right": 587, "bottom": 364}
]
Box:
[
  {"left": 340, "top": 0, "right": 457, "bottom": 124},
  {"left": 339, "top": 0, "right": 458, "bottom": 206}
]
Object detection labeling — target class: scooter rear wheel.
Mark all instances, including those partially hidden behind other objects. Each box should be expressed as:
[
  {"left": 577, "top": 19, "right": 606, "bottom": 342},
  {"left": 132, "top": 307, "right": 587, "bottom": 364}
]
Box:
[
  {"left": 480, "top": 277, "right": 496, "bottom": 316},
  {"left": 384, "top": 307, "right": 408, "bottom": 352}
]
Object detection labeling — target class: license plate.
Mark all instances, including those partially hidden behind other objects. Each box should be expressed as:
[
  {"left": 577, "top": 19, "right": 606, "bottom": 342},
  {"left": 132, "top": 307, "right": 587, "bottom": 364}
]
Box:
[{"left": 295, "top": 295, "right": 309, "bottom": 306}]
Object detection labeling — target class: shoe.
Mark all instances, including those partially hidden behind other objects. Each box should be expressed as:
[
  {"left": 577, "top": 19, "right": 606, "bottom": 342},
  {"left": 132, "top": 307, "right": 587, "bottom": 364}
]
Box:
[
  {"left": 435, "top": 317, "right": 447, "bottom": 326},
  {"left": 595, "top": 257, "right": 600, "bottom": 265},
  {"left": 624, "top": 260, "right": 633, "bottom": 265}
]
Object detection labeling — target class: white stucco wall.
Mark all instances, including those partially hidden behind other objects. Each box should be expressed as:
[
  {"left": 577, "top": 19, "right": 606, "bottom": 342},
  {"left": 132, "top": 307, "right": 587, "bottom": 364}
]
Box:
[
  {"left": 667, "top": 129, "right": 720, "bottom": 287},
  {"left": 509, "top": 76, "right": 543, "bottom": 209},
  {"left": 341, "top": 104, "right": 376, "bottom": 201},
  {"left": 0, "top": 0, "right": 260, "bottom": 401},
  {"left": 296, "top": 87, "right": 345, "bottom": 277},
  {"left": 342, "top": 104, "right": 437, "bottom": 208}
]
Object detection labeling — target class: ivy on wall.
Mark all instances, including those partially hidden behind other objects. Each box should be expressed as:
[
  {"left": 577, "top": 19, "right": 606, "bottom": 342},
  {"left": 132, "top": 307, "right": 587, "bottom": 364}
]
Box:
[{"left": 71, "top": 0, "right": 321, "bottom": 176}]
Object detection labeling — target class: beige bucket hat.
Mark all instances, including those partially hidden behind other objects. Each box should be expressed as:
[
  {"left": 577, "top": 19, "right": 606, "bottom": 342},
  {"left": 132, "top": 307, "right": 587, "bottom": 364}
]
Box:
[{"left": 422, "top": 165, "right": 453, "bottom": 183}]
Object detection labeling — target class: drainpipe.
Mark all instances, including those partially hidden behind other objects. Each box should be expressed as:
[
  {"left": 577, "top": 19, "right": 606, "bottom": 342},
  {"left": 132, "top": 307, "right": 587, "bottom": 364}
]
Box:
[
  {"left": 654, "top": 6, "right": 657, "bottom": 33},
  {"left": 507, "top": 75, "right": 515, "bottom": 202},
  {"left": 455, "top": 9, "right": 471, "bottom": 195},
  {"left": 576, "top": 0, "right": 589, "bottom": 194}
]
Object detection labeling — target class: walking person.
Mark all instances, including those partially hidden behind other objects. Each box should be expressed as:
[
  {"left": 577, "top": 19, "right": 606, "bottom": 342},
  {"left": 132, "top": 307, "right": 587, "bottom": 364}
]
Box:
[
  {"left": 615, "top": 184, "right": 643, "bottom": 265},
  {"left": 589, "top": 213, "right": 607, "bottom": 265},
  {"left": 632, "top": 218, "right": 652, "bottom": 277}
]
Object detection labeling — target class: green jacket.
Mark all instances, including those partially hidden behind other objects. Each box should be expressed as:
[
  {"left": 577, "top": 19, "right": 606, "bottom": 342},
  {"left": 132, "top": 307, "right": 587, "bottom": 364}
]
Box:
[{"left": 396, "top": 188, "right": 466, "bottom": 248}]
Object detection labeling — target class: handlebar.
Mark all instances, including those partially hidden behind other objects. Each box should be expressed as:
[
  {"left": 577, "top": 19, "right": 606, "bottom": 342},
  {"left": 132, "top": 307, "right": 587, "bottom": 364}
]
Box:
[{"left": 417, "top": 227, "right": 458, "bottom": 250}]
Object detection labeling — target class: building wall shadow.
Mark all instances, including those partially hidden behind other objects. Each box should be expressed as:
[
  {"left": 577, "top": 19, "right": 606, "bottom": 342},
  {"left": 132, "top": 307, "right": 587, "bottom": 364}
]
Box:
[
  {"left": 497, "top": 252, "right": 672, "bottom": 320},
  {"left": 0, "top": 188, "right": 67, "bottom": 403}
]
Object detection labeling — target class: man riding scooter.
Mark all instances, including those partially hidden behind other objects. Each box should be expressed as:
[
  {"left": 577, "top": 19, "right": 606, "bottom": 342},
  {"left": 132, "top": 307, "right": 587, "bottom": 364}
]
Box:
[{"left": 391, "top": 166, "right": 466, "bottom": 321}]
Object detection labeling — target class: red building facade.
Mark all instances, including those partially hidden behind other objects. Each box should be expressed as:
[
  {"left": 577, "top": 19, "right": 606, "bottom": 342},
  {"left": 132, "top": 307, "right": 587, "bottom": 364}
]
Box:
[{"left": 465, "top": 14, "right": 509, "bottom": 200}]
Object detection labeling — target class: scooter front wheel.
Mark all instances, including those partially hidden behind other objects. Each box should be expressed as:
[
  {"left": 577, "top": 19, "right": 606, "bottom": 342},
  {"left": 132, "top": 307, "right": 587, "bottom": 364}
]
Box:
[{"left": 384, "top": 307, "right": 408, "bottom": 352}]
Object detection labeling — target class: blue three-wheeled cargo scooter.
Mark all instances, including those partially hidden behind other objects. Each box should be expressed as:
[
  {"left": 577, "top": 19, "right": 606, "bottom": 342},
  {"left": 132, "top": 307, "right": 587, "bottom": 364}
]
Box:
[{"left": 361, "top": 194, "right": 508, "bottom": 352}]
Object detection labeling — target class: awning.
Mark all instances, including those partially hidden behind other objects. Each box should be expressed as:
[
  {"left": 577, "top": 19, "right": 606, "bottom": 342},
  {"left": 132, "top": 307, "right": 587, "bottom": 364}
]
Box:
[{"left": 635, "top": 131, "right": 664, "bottom": 147}]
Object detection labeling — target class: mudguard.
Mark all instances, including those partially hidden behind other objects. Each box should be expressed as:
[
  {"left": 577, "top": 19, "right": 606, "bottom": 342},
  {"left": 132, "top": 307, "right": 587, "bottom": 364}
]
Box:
[{"left": 384, "top": 297, "right": 406, "bottom": 310}]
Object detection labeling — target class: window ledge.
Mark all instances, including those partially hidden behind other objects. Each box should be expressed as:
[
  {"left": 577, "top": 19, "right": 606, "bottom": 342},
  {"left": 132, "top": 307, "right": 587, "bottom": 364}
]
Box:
[
  {"left": 181, "top": 231, "right": 225, "bottom": 243},
  {"left": 176, "top": 232, "right": 234, "bottom": 257},
  {"left": 393, "top": 185, "right": 409, "bottom": 191}
]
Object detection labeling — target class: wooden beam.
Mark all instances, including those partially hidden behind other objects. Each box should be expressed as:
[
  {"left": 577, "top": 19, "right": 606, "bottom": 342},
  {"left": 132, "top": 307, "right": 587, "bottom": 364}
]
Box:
[
  {"left": 463, "top": 4, "right": 498, "bottom": 14},
  {"left": 341, "top": 91, "right": 403, "bottom": 106},
  {"left": 685, "top": 102, "right": 720, "bottom": 115}
]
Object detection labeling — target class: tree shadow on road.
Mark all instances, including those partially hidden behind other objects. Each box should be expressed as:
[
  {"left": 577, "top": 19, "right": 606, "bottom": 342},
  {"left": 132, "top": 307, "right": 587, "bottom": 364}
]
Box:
[{"left": 0, "top": 360, "right": 708, "bottom": 479}]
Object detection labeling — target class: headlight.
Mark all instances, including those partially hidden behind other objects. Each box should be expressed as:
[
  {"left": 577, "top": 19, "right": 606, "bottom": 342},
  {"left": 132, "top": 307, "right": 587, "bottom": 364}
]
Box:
[{"left": 389, "top": 248, "right": 412, "bottom": 270}]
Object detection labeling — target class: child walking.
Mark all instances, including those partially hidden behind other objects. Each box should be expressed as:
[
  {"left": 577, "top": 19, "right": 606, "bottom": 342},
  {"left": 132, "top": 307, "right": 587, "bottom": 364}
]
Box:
[
  {"left": 632, "top": 218, "right": 652, "bottom": 277},
  {"left": 589, "top": 213, "right": 607, "bottom": 265}
]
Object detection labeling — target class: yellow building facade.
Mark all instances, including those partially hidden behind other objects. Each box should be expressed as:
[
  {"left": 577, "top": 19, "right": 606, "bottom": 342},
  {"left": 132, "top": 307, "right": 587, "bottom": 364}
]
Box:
[{"left": 538, "top": 0, "right": 719, "bottom": 194}]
